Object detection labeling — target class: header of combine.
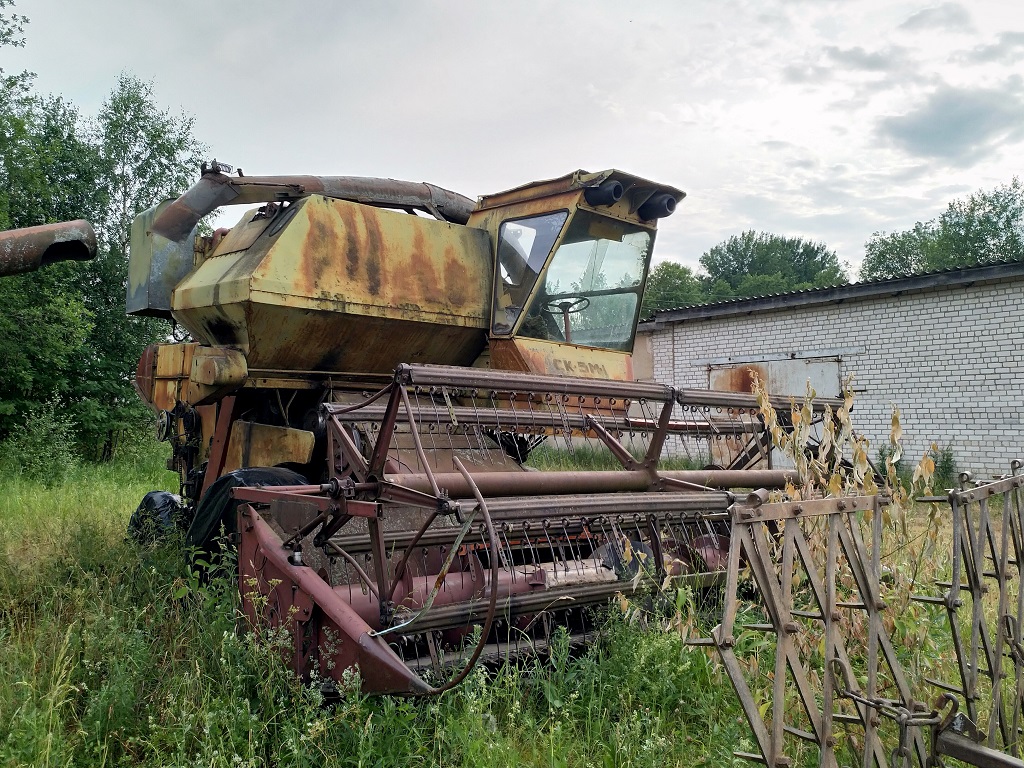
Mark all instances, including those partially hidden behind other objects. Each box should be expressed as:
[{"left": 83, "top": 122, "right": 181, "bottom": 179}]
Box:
[{"left": 0, "top": 220, "right": 97, "bottom": 276}]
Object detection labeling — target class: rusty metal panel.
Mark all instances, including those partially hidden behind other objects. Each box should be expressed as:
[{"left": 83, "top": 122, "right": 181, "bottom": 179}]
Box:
[
  {"left": 708, "top": 360, "right": 838, "bottom": 468},
  {"left": 491, "top": 337, "right": 633, "bottom": 380},
  {"left": 138, "top": 342, "right": 196, "bottom": 411},
  {"left": 709, "top": 363, "right": 768, "bottom": 394},
  {"left": 171, "top": 196, "right": 492, "bottom": 371},
  {"left": 255, "top": 196, "right": 491, "bottom": 325},
  {"left": 710, "top": 359, "right": 839, "bottom": 398},
  {"left": 222, "top": 421, "right": 315, "bottom": 473},
  {"left": 0, "top": 219, "right": 96, "bottom": 276}
]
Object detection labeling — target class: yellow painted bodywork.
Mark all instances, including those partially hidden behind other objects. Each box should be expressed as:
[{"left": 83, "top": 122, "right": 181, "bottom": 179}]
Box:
[
  {"left": 187, "top": 346, "right": 248, "bottom": 406},
  {"left": 489, "top": 338, "right": 633, "bottom": 380},
  {"left": 222, "top": 421, "right": 315, "bottom": 474},
  {"left": 171, "top": 195, "right": 493, "bottom": 372},
  {"left": 141, "top": 342, "right": 196, "bottom": 411},
  {"left": 150, "top": 171, "right": 682, "bottom": 385}
]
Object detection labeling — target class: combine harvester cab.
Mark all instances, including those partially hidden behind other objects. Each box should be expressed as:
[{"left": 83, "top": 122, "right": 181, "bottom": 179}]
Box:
[{"left": 128, "top": 162, "right": 840, "bottom": 694}]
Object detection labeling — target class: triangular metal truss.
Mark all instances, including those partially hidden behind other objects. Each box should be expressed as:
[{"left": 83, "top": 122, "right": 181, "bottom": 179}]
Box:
[{"left": 704, "top": 488, "right": 1024, "bottom": 768}]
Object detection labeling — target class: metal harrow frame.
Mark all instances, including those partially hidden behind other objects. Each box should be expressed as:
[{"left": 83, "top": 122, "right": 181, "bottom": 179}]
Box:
[
  {"left": 925, "top": 463, "right": 1024, "bottom": 766},
  {"left": 707, "top": 480, "right": 1024, "bottom": 768}
]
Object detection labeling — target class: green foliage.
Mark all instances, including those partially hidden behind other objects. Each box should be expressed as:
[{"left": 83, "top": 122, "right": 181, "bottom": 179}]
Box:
[
  {"left": 0, "top": 95, "right": 104, "bottom": 231},
  {"left": 640, "top": 260, "right": 704, "bottom": 316},
  {"left": 0, "top": 397, "right": 78, "bottom": 484},
  {"left": 527, "top": 443, "right": 703, "bottom": 471},
  {"left": 699, "top": 230, "right": 848, "bottom": 300},
  {"left": 0, "top": 266, "right": 92, "bottom": 427},
  {"left": 0, "top": 0, "right": 30, "bottom": 100},
  {"left": 860, "top": 178, "right": 1024, "bottom": 281},
  {"left": 69, "top": 75, "right": 206, "bottom": 459},
  {"left": 0, "top": 4, "right": 205, "bottom": 460},
  {"left": 641, "top": 233, "right": 850, "bottom": 318}
]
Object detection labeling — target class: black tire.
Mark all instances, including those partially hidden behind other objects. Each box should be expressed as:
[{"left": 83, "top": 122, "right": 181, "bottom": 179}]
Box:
[
  {"left": 128, "top": 491, "right": 187, "bottom": 545},
  {"left": 184, "top": 467, "right": 308, "bottom": 553}
]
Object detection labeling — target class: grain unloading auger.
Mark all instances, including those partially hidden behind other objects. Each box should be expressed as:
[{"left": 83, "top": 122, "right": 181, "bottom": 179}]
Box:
[
  {"left": 128, "top": 162, "right": 842, "bottom": 694},
  {"left": 0, "top": 219, "right": 96, "bottom": 276}
]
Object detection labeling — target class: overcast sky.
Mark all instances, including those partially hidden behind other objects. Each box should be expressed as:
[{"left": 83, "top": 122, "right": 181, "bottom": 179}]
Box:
[{"left": 8, "top": 0, "right": 1024, "bottom": 276}]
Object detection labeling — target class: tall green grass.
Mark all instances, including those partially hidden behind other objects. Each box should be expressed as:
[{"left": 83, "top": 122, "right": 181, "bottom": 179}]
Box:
[
  {"left": 527, "top": 443, "right": 704, "bottom": 472},
  {"left": 1, "top": 442, "right": 754, "bottom": 767}
]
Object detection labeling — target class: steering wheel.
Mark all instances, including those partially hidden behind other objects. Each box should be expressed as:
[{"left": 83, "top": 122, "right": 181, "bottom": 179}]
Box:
[
  {"left": 541, "top": 296, "right": 591, "bottom": 315},
  {"left": 541, "top": 295, "right": 591, "bottom": 343}
]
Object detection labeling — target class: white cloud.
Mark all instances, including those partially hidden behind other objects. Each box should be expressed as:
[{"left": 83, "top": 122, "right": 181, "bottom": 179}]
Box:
[
  {"left": 899, "top": 3, "right": 974, "bottom": 32},
  {"left": 5, "top": 0, "right": 1022, "bottom": 274}
]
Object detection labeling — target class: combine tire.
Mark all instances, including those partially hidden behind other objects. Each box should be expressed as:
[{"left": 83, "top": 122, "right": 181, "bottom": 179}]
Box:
[
  {"left": 185, "top": 467, "right": 307, "bottom": 554},
  {"left": 127, "top": 491, "right": 186, "bottom": 544}
]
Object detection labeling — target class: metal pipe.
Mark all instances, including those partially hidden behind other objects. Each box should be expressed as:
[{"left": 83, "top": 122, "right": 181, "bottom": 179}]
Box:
[
  {"left": 0, "top": 220, "right": 97, "bottom": 276},
  {"left": 393, "top": 365, "right": 842, "bottom": 411},
  {"left": 384, "top": 468, "right": 795, "bottom": 498},
  {"left": 325, "top": 402, "right": 756, "bottom": 436},
  {"left": 395, "top": 363, "right": 675, "bottom": 402},
  {"left": 151, "top": 171, "right": 476, "bottom": 241}
]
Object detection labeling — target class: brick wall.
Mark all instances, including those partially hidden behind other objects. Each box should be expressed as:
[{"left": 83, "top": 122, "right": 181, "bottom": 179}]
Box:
[{"left": 642, "top": 279, "right": 1024, "bottom": 477}]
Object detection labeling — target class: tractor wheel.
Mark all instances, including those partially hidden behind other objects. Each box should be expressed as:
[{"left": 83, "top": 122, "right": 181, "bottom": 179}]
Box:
[
  {"left": 127, "top": 490, "right": 187, "bottom": 545},
  {"left": 184, "top": 467, "right": 308, "bottom": 554}
]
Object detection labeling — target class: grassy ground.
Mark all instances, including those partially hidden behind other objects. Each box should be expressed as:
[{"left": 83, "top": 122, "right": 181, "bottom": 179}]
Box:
[
  {"left": 1, "top": 443, "right": 763, "bottom": 768},
  {"left": 0, "top": 437, "right": 976, "bottom": 768}
]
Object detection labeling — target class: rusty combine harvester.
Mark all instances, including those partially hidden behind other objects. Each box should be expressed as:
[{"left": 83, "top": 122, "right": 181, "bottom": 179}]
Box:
[
  {"left": 0, "top": 219, "right": 97, "bottom": 276},
  {"left": 129, "top": 161, "right": 842, "bottom": 695}
]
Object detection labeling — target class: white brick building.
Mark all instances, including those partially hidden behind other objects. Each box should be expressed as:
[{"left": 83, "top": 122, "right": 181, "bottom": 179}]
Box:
[{"left": 635, "top": 263, "right": 1024, "bottom": 477}]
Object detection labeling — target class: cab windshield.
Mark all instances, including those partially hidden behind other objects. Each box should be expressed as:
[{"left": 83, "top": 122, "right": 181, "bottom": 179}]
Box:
[{"left": 519, "top": 212, "right": 651, "bottom": 352}]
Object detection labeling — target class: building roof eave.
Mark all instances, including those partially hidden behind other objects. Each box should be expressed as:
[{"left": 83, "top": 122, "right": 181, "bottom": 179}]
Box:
[{"left": 638, "top": 260, "right": 1024, "bottom": 331}]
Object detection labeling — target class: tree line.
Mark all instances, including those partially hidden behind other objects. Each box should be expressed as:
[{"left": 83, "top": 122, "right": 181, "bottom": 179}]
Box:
[
  {"left": 642, "top": 179, "right": 1024, "bottom": 317},
  {"left": 0, "top": 2, "right": 203, "bottom": 461}
]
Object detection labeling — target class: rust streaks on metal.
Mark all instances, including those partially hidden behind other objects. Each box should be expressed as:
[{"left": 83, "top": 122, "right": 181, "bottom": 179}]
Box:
[
  {"left": 0, "top": 219, "right": 97, "bottom": 276},
  {"left": 152, "top": 171, "right": 476, "bottom": 242}
]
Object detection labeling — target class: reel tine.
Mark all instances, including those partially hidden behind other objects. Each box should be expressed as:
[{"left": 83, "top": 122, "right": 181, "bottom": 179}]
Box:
[
  {"left": 524, "top": 523, "right": 539, "bottom": 569},
  {"left": 489, "top": 391, "right": 508, "bottom": 466},
  {"left": 499, "top": 526, "right": 516, "bottom": 578},
  {"left": 580, "top": 394, "right": 598, "bottom": 454},
  {"left": 342, "top": 556, "right": 352, "bottom": 602},
  {"left": 542, "top": 525, "right": 560, "bottom": 578},
  {"left": 466, "top": 389, "right": 483, "bottom": 457},
  {"left": 414, "top": 387, "right": 439, "bottom": 470},
  {"left": 556, "top": 395, "right": 573, "bottom": 454},
  {"left": 560, "top": 519, "right": 582, "bottom": 576},
  {"left": 509, "top": 390, "right": 522, "bottom": 451}
]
